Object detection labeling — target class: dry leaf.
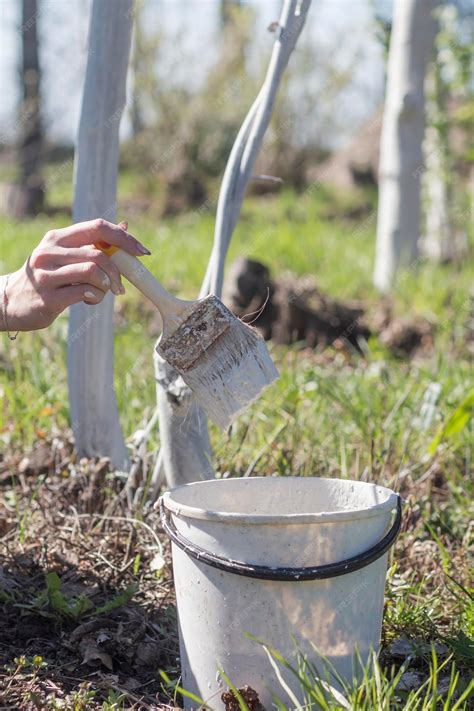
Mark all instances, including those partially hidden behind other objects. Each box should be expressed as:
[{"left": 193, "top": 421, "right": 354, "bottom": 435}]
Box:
[
  {"left": 80, "top": 638, "right": 113, "bottom": 671},
  {"left": 135, "top": 641, "right": 161, "bottom": 668}
]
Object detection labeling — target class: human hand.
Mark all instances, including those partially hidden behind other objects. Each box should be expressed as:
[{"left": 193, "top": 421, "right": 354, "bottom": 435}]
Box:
[{"left": 1, "top": 219, "right": 151, "bottom": 332}]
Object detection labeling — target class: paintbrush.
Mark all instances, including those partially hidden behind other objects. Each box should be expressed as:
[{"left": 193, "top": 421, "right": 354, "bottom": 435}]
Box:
[{"left": 97, "top": 244, "right": 279, "bottom": 428}]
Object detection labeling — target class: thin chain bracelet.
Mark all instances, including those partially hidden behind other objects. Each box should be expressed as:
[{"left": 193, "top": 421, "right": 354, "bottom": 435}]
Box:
[{"left": 3, "top": 274, "right": 19, "bottom": 341}]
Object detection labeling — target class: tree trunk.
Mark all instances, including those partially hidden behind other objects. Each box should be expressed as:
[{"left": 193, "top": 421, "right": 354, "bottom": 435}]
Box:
[
  {"left": 373, "top": 0, "right": 437, "bottom": 292},
  {"left": 14, "top": 0, "right": 44, "bottom": 219},
  {"left": 422, "top": 68, "right": 453, "bottom": 262},
  {"left": 152, "top": 0, "right": 311, "bottom": 491},
  {"left": 130, "top": 3, "right": 145, "bottom": 137},
  {"left": 220, "top": 0, "right": 241, "bottom": 29},
  {"left": 68, "top": 0, "right": 133, "bottom": 470}
]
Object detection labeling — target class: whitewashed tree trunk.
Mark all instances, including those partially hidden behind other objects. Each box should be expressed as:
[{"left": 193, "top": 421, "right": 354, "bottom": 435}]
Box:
[
  {"left": 152, "top": 0, "right": 311, "bottom": 491},
  {"left": 68, "top": 0, "right": 133, "bottom": 470},
  {"left": 374, "top": 0, "right": 437, "bottom": 292},
  {"left": 422, "top": 69, "right": 453, "bottom": 261}
]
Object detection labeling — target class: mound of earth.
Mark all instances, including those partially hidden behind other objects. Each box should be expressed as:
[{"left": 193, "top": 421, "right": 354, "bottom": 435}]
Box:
[
  {"left": 223, "top": 257, "right": 370, "bottom": 353},
  {"left": 223, "top": 257, "right": 435, "bottom": 358}
]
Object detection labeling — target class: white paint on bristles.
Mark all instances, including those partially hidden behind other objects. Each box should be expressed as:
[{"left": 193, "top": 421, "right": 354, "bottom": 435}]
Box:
[{"left": 177, "top": 321, "right": 279, "bottom": 430}]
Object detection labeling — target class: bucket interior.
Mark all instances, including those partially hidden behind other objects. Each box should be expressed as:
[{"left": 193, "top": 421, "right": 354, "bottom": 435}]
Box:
[{"left": 164, "top": 476, "right": 396, "bottom": 522}]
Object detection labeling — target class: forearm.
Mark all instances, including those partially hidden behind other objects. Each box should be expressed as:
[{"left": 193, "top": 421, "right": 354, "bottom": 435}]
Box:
[
  {"left": 1, "top": 272, "right": 23, "bottom": 337},
  {"left": 1, "top": 267, "right": 50, "bottom": 333}
]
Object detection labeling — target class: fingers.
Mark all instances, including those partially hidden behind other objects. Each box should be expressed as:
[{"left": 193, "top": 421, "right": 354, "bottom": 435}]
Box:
[
  {"left": 50, "top": 219, "right": 151, "bottom": 256},
  {"left": 44, "top": 262, "right": 122, "bottom": 296},
  {"left": 40, "top": 247, "right": 124, "bottom": 295},
  {"left": 57, "top": 284, "right": 106, "bottom": 310}
]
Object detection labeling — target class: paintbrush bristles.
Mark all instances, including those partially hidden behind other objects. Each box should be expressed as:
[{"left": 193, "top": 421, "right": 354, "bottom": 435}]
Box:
[
  {"left": 174, "top": 321, "right": 279, "bottom": 429},
  {"left": 155, "top": 294, "right": 279, "bottom": 428}
]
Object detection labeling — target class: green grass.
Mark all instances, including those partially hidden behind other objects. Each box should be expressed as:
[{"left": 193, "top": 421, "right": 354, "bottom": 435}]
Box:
[
  {"left": 0, "top": 181, "right": 471, "bottom": 458},
  {"left": 0, "top": 176, "right": 473, "bottom": 708}
]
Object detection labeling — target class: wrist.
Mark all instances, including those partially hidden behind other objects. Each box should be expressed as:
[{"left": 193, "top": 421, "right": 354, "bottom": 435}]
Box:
[
  {"left": 1, "top": 272, "right": 21, "bottom": 336},
  {"left": 0, "top": 275, "right": 8, "bottom": 331}
]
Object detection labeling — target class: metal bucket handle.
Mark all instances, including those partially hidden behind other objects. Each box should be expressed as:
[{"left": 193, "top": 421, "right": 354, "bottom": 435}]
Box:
[{"left": 160, "top": 494, "right": 402, "bottom": 582}]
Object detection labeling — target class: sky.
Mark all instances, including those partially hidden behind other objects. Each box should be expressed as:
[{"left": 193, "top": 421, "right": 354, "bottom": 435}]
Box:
[{"left": 0, "top": 0, "right": 387, "bottom": 148}]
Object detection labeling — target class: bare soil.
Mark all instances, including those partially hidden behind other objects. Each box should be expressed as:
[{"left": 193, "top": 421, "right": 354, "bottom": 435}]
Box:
[
  {"left": 0, "top": 437, "right": 179, "bottom": 710},
  {"left": 223, "top": 258, "right": 435, "bottom": 358}
]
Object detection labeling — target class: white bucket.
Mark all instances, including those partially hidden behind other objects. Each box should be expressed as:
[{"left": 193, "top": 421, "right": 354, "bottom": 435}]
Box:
[{"left": 160, "top": 477, "right": 401, "bottom": 709}]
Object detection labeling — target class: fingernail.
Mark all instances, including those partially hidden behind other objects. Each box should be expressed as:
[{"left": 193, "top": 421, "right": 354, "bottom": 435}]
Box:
[
  {"left": 119, "top": 284, "right": 125, "bottom": 295},
  {"left": 84, "top": 291, "right": 97, "bottom": 302},
  {"left": 119, "top": 221, "right": 128, "bottom": 230},
  {"left": 136, "top": 242, "right": 151, "bottom": 256},
  {"left": 113, "top": 284, "right": 125, "bottom": 295},
  {"left": 102, "top": 274, "right": 111, "bottom": 289}
]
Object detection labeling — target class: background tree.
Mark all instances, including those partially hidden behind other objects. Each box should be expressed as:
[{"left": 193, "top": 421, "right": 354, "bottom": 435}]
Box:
[
  {"left": 373, "top": 0, "right": 437, "bottom": 292},
  {"left": 129, "top": 0, "right": 161, "bottom": 139},
  {"left": 13, "top": 0, "right": 44, "bottom": 219},
  {"left": 422, "top": 2, "right": 473, "bottom": 262},
  {"left": 220, "top": 0, "right": 242, "bottom": 28},
  {"left": 422, "top": 61, "right": 453, "bottom": 262}
]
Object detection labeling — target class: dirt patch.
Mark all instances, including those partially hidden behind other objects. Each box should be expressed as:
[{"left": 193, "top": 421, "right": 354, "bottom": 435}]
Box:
[
  {"left": 222, "top": 685, "right": 265, "bottom": 710},
  {"left": 0, "top": 437, "right": 179, "bottom": 709},
  {"left": 223, "top": 258, "right": 369, "bottom": 353},
  {"left": 369, "top": 300, "right": 435, "bottom": 357},
  {"left": 223, "top": 258, "right": 435, "bottom": 358},
  {"left": 1, "top": 432, "right": 471, "bottom": 707},
  {"left": 0, "top": 561, "right": 179, "bottom": 709}
]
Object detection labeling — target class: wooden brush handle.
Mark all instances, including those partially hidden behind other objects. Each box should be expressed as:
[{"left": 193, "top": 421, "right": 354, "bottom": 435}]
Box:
[{"left": 96, "top": 244, "right": 185, "bottom": 320}]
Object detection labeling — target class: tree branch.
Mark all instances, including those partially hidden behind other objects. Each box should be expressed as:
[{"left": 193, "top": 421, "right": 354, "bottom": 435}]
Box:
[{"left": 153, "top": 0, "right": 311, "bottom": 492}]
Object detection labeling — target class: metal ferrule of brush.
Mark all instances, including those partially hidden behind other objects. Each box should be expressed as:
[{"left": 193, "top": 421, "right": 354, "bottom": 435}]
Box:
[{"left": 157, "top": 296, "right": 233, "bottom": 371}]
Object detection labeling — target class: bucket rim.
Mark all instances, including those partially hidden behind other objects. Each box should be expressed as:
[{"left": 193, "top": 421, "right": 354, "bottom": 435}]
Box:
[{"left": 160, "top": 476, "right": 399, "bottom": 525}]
